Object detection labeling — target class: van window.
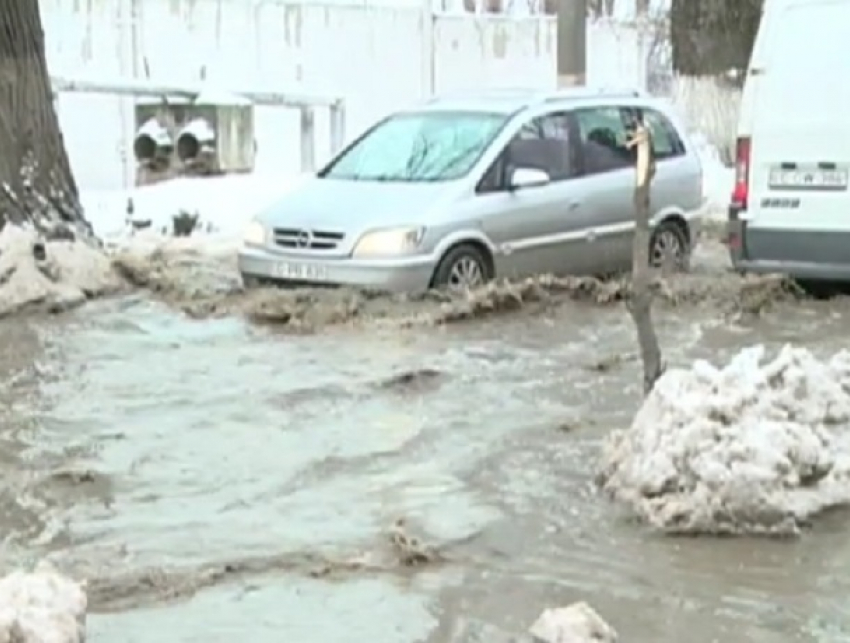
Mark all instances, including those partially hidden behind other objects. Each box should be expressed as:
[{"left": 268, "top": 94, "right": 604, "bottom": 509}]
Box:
[
  {"left": 574, "top": 107, "right": 633, "bottom": 174},
  {"left": 643, "top": 109, "right": 685, "bottom": 160}
]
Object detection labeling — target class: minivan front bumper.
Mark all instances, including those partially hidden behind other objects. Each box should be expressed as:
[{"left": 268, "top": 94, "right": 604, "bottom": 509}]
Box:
[
  {"left": 727, "top": 207, "right": 850, "bottom": 281},
  {"left": 237, "top": 245, "right": 437, "bottom": 292}
]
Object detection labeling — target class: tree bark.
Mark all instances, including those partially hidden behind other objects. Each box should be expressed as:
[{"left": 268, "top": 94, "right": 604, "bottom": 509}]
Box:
[
  {"left": 587, "top": 0, "right": 614, "bottom": 19},
  {"left": 0, "top": 0, "right": 90, "bottom": 238},
  {"left": 670, "top": 0, "right": 762, "bottom": 80},
  {"left": 627, "top": 124, "right": 663, "bottom": 396}
]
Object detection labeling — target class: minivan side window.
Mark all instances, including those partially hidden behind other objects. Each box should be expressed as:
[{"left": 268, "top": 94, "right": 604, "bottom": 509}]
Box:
[
  {"left": 574, "top": 107, "right": 633, "bottom": 175},
  {"left": 643, "top": 109, "right": 685, "bottom": 160},
  {"left": 477, "top": 111, "right": 577, "bottom": 193}
]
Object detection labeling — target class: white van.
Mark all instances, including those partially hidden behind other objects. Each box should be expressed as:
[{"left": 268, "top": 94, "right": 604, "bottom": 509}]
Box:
[{"left": 728, "top": 0, "right": 850, "bottom": 281}]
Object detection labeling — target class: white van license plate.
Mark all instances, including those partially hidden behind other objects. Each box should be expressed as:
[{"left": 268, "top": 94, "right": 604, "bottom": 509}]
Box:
[
  {"left": 272, "top": 262, "right": 328, "bottom": 281},
  {"left": 769, "top": 169, "right": 848, "bottom": 189}
]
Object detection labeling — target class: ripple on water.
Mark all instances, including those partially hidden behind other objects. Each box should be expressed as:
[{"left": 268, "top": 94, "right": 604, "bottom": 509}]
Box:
[{"left": 33, "top": 301, "right": 538, "bottom": 567}]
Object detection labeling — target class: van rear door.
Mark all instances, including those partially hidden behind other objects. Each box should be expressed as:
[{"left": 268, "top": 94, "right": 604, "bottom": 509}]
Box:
[{"left": 746, "top": 0, "right": 850, "bottom": 262}]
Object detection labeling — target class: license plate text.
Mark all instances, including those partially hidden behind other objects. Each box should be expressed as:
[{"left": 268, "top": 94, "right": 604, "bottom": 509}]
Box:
[
  {"left": 769, "top": 169, "right": 848, "bottom": 189},
  {"left": 272, "top": 262, "right": 328, "bottom": 281}
]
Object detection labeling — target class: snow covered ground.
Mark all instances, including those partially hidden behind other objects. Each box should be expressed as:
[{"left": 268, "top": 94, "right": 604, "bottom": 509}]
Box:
[
  {"left": 694, "top": 135, "right": 734, "bottom": 218},
  {"left": 80, "top": 172, "right": 312, "bottom": 252}
]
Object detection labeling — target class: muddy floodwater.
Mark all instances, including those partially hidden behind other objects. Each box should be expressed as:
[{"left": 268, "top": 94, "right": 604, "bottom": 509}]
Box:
[{"left": 3, "top": 247, "right": 850, "bottom": 641}]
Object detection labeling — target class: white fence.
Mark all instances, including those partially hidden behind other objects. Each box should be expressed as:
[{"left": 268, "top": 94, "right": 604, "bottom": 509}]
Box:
[{"left": 41, "top": 0, "right": 649, "bottom": 191}]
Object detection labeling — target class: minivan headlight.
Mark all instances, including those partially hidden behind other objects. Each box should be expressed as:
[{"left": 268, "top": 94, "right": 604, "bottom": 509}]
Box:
[
  {"left": 352, "top": 227, "right": 424, "bottom": 258},
  {"left": 242, "top": 220, "right": 268, "bottom": 246}
]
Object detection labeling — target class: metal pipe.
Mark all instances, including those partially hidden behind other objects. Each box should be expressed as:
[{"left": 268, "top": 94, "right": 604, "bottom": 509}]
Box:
[{"left": 50, "top": 75, "right": 340, "bottom": 109}]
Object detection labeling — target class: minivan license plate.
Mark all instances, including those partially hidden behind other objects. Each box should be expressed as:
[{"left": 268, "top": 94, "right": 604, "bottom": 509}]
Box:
[
  {"left": 273, "top": 262, "right": 328, "bottom": 281},
  {"left": 769, "top": 169, "right": 848, "bottom": 189}
]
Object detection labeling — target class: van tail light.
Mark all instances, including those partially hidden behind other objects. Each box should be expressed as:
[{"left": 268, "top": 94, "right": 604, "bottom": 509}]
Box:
[{"left": 731, "top": 136, "right": 751, "bottom": 210}]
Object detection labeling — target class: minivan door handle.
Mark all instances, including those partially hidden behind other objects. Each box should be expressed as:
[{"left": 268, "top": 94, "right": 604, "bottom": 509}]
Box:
[{"left": 567, "top": 201, "right": 580, "bottom": 211}]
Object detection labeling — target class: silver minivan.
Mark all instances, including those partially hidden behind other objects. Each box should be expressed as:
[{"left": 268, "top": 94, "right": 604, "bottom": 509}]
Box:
[{"left": 239, "top": 87, "right": 704, "bottom": 291}]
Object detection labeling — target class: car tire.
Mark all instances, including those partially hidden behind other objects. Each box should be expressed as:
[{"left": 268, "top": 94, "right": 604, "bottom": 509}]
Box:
[
  {"left": 431, "top": 244, "right": 492, "bottom": 290},
  {"left": 649, "top": 219, "right": 690, "bottom": 272},
  {"left": 796, "top": 279, "right": 842, "bottom": 299}
]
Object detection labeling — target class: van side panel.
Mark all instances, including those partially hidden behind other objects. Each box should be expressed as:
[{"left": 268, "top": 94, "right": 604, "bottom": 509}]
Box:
[{"left": 736, "top": 0, "right": 782, "bottom": 138}]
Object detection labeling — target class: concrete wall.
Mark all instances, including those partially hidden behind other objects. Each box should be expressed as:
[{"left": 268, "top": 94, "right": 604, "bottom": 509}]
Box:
[{"left": 41, "top": 0, "right": 648, "bottom": 192}]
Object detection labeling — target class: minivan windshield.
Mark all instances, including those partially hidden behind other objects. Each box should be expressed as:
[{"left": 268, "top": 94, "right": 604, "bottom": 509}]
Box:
[{"left": 322, "top": 111, "right": 508, "bottom": 182}]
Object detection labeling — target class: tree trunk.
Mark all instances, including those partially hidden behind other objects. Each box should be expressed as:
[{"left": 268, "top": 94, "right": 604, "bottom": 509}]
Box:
[
  {"left": 627, "top": 124, "right": 663, "bottom": 396},
  {"left": 587, "top": 0, "right": 614, "bottom": 19},
  {"left": 670, "top": 0, "right": 762, "bottom": 79},
  {"left": 0, "top": 0, "right": 91, "bottom": 239}
]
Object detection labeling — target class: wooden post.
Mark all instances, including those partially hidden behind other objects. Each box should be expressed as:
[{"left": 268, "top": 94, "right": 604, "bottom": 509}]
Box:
[{"left": 627, "top": 122, "right": 664, "bottom": 395}]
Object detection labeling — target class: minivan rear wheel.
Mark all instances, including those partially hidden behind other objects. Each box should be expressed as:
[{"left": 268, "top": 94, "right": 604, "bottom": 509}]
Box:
[
  {"left": 649, "top": 220, "right": 690, "bottom": 271},
  {"left": 431, "top": 244, "right": 491, "bottom": 290}
]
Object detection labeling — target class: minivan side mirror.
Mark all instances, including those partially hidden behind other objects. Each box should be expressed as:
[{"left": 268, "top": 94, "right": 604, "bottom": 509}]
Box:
[{"left": 509, "top": 167, "right": 550, "bottom": 190}]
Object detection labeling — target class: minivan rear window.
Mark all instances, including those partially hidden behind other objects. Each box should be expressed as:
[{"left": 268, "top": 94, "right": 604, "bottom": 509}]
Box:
[{"left": 643, "top": 109, "right": 685, "bottom": 160}]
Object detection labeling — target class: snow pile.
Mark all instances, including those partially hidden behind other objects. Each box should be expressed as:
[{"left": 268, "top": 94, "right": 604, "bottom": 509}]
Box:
[
  {"left": 0, "top": 225, "right": 122, "bottom": 318},
  {"left": 598, "top": 345, "right": 850, "bottom": 536},
  {"left": 82, "top": 172, "right": 310, "bottom": 250},
  {"left": 529, "top": 602, "right": 618, "bottom": 643},
  {"left": 0, "top": 561, "right": 87, "bottom": 642}
]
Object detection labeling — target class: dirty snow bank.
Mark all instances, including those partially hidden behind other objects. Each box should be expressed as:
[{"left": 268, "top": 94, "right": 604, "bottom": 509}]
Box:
[
  {"left": 0, "top": 561, "right": 87, "bottom": 642},
  {"left": 0, "top": 225, "right": 122, "bottom": 318},
  {"left": 598, "top": 345, "right": 850, "bottom": 536}
]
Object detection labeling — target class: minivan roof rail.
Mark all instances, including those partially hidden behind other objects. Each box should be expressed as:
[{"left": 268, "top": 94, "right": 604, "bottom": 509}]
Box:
[
  {"left": 541, "top": 86, "right": 644, "bottom": 102},
  {"left": 423, "top": 86, "right": 645, "bottom": 109},
  {"left": 424, "top": 87, "right": 541, "bottom": 103}
]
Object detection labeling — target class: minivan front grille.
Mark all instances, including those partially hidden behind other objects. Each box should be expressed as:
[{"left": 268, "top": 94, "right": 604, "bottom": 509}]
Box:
[{"left": 272, "top": 228, "right": 344, "bottom": 250}]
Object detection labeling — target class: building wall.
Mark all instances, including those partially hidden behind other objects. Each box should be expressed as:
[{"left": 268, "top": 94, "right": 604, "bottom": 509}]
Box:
[{"left": 41, "top": 0, "right": 648, "bottom": 191}]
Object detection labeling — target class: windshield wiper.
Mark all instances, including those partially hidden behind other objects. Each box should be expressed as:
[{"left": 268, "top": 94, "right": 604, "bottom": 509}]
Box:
[
  {"left": 407, "top": 138, "right": 432, "bottom": 176},
  {"left": 365, "top": 174, "right": 406, "bottom": 182}
]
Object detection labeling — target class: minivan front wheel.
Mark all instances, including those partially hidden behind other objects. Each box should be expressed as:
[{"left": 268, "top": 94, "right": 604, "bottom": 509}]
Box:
[
  {"left": 431, "top": 244, "right": 492, "bottom": 290},
  {"left": 649, "top": 220, "right": 690, "bottom": 271}
]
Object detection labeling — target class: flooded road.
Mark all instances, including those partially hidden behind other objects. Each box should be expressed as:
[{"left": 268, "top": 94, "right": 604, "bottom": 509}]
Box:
[{"left": 3, "top": 259, "right": 850, "bottom": 641}]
